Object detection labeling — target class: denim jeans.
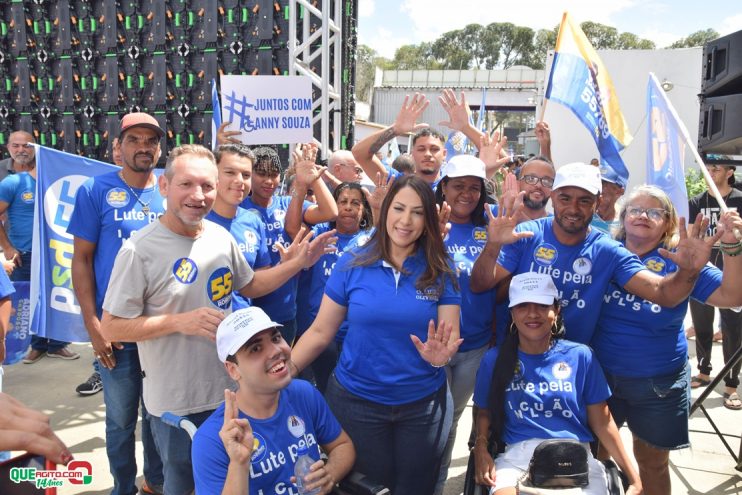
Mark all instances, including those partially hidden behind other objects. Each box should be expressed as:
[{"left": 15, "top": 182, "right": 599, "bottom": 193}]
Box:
[
  {"left": 435, "top": 344, "right": 488, "bottom": 495},
  {"left": 149, "top": 409, "right": 213, "bottom": 495},
  {"left": 326, "top": 374, "right": 453, "bottom": 495},
  {"left": 99, "top": 344, "right": 164, "bottom": 495},
  {"left": 11, "top": 251, "right": 68, "bottom": 352}
]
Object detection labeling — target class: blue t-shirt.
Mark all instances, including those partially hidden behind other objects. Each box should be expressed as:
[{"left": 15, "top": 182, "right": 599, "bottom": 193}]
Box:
[
  {"left": 445, "top": 221, "right": 496, "bottom": 351},
  {"left": 302, "top": 224, "right": 372, "bottom": 342},
  {"left": 590, "top": 213, "right": 620, "bottom": 236},
  {"left": 593, "top": 247, "right": 721, "bottom": 377},
  {"left": 240, "top": 195, "right": 311, "bottom": 322},
  {"left": 473, "top": 340, "right": 611, "bottom": 445},
  {"left": 0, "top": 269, "right": 15, "bottom": 299},
  {"left": 67, "top": 171, "right": 165, "bottom": 314},
  {"left": 498, "top": 218, "right": 645, "bottom": 344},
  {"left": 192, "top": 380, "right": 342, "bottom": 495},
  {"left": 325, "top": 246, "right": 461, "bottom": 405},
  {"left": 207, "top": 208, "right": 271, "bottom": 310},
  {"left": 0, "top": 173, "right": 35, "bottom": 251}
]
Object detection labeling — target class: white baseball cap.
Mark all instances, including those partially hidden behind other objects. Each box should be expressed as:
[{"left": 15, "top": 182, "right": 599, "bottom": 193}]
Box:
[
  {"left": 216, "top": 307, "right": 283, "bottom": 362},
  {"left": 508, "top": 272, "right": 560, "bottom": 308},
  {"left": 442, "top": 154, "right": 486, "bottom": 180},
  {"left": 552, "top": 162, "right": 602, "bottom": 195}
]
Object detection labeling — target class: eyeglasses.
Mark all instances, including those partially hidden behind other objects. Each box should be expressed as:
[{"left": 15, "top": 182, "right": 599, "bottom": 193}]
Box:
[
  {"left": 626, "top": 206, "right": 668, "bottom": 221},
  {"left": 520, "top": 174, "right": 554, "bottom": 188}
]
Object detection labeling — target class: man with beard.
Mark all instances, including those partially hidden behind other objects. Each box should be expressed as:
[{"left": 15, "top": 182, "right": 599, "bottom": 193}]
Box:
[
  {"left": 515, "top": 155, "right": 555, "bottom": 222},
  {"left": 352, "top": 93, "right": 448, "bottom": 188},
  {"left": 0, "top": 131, "right": 80, "bottom": 363},
  {"left": 68, "top": 113, "right": 166, "bottom": 494},
  {"left": 471, "top": 162, "right": 717, "bottom": 345}
]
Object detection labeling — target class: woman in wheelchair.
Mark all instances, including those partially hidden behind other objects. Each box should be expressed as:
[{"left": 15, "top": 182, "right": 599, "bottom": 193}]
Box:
[{"left": 471, "top": 272, "right": 642, "bottom": 494}]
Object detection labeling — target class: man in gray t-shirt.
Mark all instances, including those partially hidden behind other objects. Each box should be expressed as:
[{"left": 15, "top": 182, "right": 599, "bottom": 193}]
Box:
[{"left": 101, "top": 144, "right": 334, "bottom": 495}]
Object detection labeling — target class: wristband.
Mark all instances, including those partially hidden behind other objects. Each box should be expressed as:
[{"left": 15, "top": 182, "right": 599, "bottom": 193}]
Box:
[{"left": 430, "top": 357, "right": 451, "bottom": 368}]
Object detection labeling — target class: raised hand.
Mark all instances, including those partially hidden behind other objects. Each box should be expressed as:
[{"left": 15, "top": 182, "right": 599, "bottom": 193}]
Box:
[
  {"left": 216, "top": 121, "right": 242, "bottom": 145},
  {"left": 485, "top": 190, "right": 533, "bottom": 246},
  {"left": 717, "top": 210, "right": 742, "bottom": 242},
  {"left": 294, "top": 143, "right": 324, "bottom": 188},
  {"left": 219, "top": 389, "right": 254, "bottom": 467},
  {"left": 535, "top": 121, "right": 551, "bottom": 149},
  {"left": 410, "top": 319, "right": 463, "bottom": 367},
  {"left": 363, "top": 172, "right": 395, "bottom": 214},
  {"left": 660, "top": 214, "right": 718, "bottom": 272},
  {"left": 437, "top": 201, "right": 451, "bottom": 239},
  {"left": 478, "top": 130, "right": 510, "bottom": 175},
  {"left": 438, "top": 89, "right": 470, "bottom": 132},
  {"left": 394, "top": 93, "right": 430, "bottom": 135}
]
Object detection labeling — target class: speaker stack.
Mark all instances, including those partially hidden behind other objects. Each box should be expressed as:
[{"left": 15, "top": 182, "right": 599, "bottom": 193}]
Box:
[{"left": 699, "top": 29, "right": 742, "bottom": 164}]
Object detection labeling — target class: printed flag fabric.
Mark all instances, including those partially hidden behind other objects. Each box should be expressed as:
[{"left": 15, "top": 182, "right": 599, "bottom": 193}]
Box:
[
  {"left": 211, "top": 78, "right": 222, "bottom": 150},
  {"left": 646, "top": 72, "right": 689, "bottom": 220},
  {"left": 545, "top": 12, "right": 632, "bottom": 179},
  {"left": 31, "top": 146, "right": 117, "bottom": 341}
]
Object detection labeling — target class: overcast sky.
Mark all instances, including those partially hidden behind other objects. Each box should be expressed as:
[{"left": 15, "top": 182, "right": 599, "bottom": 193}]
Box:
[{"left": 358, "top": 0, "right": 742, "bottom": 59}]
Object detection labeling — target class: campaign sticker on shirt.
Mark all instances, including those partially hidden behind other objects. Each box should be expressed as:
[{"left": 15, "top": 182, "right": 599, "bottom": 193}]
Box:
[
  {"left": 106, "top": 188, "right": 129, "bottom": 208},
  {"left": 512, "top": 359, "right": 525, "bottom": 383},
  {"left": 644, "top": 256, "right": 666, "bottom": 274},
  {"left": 533, "top": 243, "right": 558, "bottom": 266},
  {"left": 287, "top": 415, "right": 306, "bottom": 438},
  {"left": 274, "top": 209, "right": 286, "bottom": 222},
  {"left": 572, "top": 257, "right": 592, "bottom": 276},
  {"left": 21, "top": 190, "right": 34, "bottom": 204},
  {"left": 472, "top": 227, "right": 488, "bottom": 243},
  {"left": 172, "top": 258, "right": 198, "bottom": 284},
  {"left": 552, "top": 362, "right": 572, "bottom": 380},
  {"left": 244, "top": 229, "right": 258, "bottom": 246},
  {"left": 250, "top": 432, "right": 267, "bottom": 463},
  {"left": 207, "top": 267, "right": 234, "bottom": 309}
]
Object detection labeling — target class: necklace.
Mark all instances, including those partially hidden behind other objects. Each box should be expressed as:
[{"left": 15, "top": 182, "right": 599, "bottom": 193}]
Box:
[{"left": 118, "top": 170, "right": 154, "bottom": 215}]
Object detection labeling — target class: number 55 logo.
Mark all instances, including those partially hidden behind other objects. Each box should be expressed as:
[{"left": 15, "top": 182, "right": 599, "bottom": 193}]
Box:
[{"left": 208, "top": 268, "right": 234, "bottom": 309}]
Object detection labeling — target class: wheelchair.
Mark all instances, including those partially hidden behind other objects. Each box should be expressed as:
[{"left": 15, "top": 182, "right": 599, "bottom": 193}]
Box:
[
  {"left": 461, "top": 442, "right": 627, "bottom": 495},
  {"left": 162, "top": 413, "right": 390, "bottom": 495}
]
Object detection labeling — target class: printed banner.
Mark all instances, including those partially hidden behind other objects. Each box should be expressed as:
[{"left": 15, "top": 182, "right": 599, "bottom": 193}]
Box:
[
  {"left": 219, "top": 75, "right": 313, "bottom": 145},
  {"left": 211, "top": 78, "right": 223, "bottom": 150},
  {"left": 31, "top": 146, "right": 117, "bottom": 342}
]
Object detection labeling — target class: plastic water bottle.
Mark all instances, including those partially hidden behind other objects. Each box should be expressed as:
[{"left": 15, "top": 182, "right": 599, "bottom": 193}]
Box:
[{"left": 294, "top": 444, "right": 320, "bottom": 495}]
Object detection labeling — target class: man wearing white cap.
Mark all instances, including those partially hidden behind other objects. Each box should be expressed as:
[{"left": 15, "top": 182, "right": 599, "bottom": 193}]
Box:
[
  {"left": 192, "top": 307, "right": 354, "bottom": 495},
  {"left": 471, "top": 161, "right": 716, "bottom": 345}
]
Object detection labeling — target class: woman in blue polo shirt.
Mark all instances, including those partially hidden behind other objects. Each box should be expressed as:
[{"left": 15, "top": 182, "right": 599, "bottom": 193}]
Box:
[
  {"left": 291, "top": 175, "right": 461, "bottom": 495},
  {"left": 472, "top": 272, "right": 641, "bottom": 495},
  {"left": 592, "top": 185, "right": 742, "bottom": 495},
  {"left": 433, "top": 154, "right": 497, "bottom": 493}
]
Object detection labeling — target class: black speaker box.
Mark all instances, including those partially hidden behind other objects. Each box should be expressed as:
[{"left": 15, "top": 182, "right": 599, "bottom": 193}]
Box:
[
  {"left": 699, "top": 94, "right": 742, "bottom": 155},
  {"left": 702, "top": 29, "right": 742, "bottom": 97}
]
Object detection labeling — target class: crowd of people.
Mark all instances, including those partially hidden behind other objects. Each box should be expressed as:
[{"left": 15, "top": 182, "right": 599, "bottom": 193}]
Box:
[{"left": 0, "top": 88, "right": 741, "bottom": 495}]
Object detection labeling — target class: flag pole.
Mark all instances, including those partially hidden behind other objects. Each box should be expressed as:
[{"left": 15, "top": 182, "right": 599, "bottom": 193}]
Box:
[{"left": 649, "top": 72, "right": 741, "bottom": 238}]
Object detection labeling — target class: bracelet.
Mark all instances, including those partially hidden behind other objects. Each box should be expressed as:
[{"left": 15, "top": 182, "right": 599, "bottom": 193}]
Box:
[
  {"left": 722, "top": 244, "right": 742, "bottom": 257},
  {"left": 719, "top": 240, "right": 742, "bottom": 248},
  {"left": 430, "top": 357, "right": 451, "bottom": 368}
]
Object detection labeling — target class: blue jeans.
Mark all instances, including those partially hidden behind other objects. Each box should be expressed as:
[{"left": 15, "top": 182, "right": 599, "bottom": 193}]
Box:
[
  {"left": 149, "top": 409, "right": 213, "bottom": 495},
  {"left": 100, "top": 344, "right": 164, "bottom": 495},
  {"left": 11, "top": 251, "right": 68, "bottom": 352},
  {"left": 435, "top": 344, "right": 488, "bottom": 495},
  {"left": 326, "top": 374, "right": 453, "bottom": 495}
]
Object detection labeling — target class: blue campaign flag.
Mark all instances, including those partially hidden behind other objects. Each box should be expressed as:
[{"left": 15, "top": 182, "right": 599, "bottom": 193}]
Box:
[
  {"left": 444, "top": 131, "right": 468, "bottom": 159},
  {"left": 31, "top": 146, "right": 117, "bottom": 342},
  {"left": 646, "top": 73, "right": 689, "bottom": 220},
  {"left": 545, "top": 12, "right": 632, "bottom": 179},
  {"left": 211, "top": 78, "right": 222, "bottom": 149}
]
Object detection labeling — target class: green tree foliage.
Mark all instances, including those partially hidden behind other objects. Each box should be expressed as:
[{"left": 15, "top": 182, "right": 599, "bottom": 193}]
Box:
[{"left": 668, "top": 29, "right": 719, "bottom": 48}]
